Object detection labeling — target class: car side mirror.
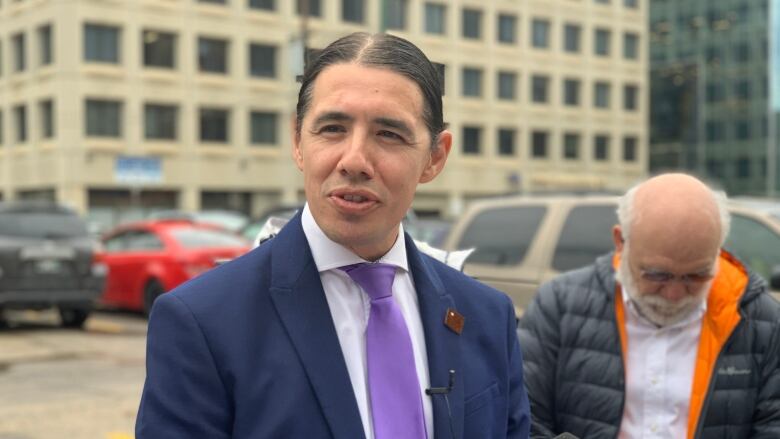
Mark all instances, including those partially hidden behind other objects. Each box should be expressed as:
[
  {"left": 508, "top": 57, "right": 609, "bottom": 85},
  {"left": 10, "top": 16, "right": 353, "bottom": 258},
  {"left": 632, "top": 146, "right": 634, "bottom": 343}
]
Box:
[{"left": 771, "top": 266, "right": 780, "bottom": 290}]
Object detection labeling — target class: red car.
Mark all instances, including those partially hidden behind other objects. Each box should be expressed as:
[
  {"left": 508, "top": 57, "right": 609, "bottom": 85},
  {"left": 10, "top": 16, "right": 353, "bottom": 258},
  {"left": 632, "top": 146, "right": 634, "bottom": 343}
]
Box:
[{"left": 98, "top": 220, "right": 250, "bottom": 314}]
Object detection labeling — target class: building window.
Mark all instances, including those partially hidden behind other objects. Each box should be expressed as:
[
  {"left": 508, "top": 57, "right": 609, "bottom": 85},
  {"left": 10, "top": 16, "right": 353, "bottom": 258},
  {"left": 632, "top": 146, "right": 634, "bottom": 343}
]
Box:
[
  {"left": 14, "top": 105, "right": 27, "bottom": 143},
  {"left": 145, "top": 104, "right": 178, "bottom": 140},
  {"left": 623, "top": 136, "right": 637, "bottom": 161},
  {"left": 498, "top": 128, "right": 515, "bottom": 156},
  {"left": 39, "top": 99, "right": 54, "bottom": 139},
  {"left": 86, "top": 99, "right": 122, "bottom": 137},
  {"left": 250, "top": 111, "right": 278, "bottom": 145},
  {"left": 734, "top": 42, "right": 751, "bottom": 63},
  {"left": 706, "top": 82, "right": 725, "bottom": 103},
  {"left": 623, "top": 32, "right": 638, "bottom": 60},
  {"left": 706, "top": 120, "right": 724, "bottom": 142},
  {"left": 198, "top": 37, "right": 229, "bottom": 74},
  {"left": 531, "top": 131, "right": 548, "bottom": 158},
  {"left": 462, "top": 68, "right": 482, "bottom": 97},
  {"left": 434, "top": 62, "right": 446, "bottom": 95},
  {"left": 497, "top": 71, "right": 516, "bottom": 100},
  {"left": 623, "top": 84, "right": 638, "bottom": 110},
  {"left": 200, "top": 108, "right": 229, "bottom": 142},
  {"left": 735, "top": 80, "right": 752, "bottom": 100},
  {"left": 735, "top": 120, "right": 751, "bottom": 140},
  {"left": 497, "top": 14, "right": 517, "bottom": 44},
  {"left": 199, "top": 0, "right": 227, "bottom": 4},
  {"left": 383, "top": 0, "right": 407, "bottom": 30},
  {"left": 531, "top": 19, "right": 550, "bottom": 48},
  {"left": 0, "top": 111, "right": 4, "bottom": 145},
  {"left": 736, "top": 157, "right": 750, "bottom": 178},
  {"left": 12, "top": 32, "right": 25, "bottom": 72},
  {"left": 462, "top": 126, "right": 481, "bottom": 155},
  {"left": 342, "top": 0, "right": 364, "bottom": 23},
  {"left": 594, "top": 81, "right": 611, "bottom": 108},
  {"left": 84, "top": 24, "right": 120, "bottom": 64},
  {"left": 249, "top": 0, "right": 275, "bottom": 10},
  {"left": 595, "top": 28, "right": 611, "bottom": 56},
  {"left": 297, "top": 0, "right": 322, "bottom": 17},
  {"left": 564, "top": 133, "right": 579, "bottom": 159},
  {"left": 462, "top": 8, "right": 482, "bottom": 39},
  {"left": 531, "top": 75, "right": 549, "bottom": 103},
  {"left": 38, "top": 24, "right": 53, "bottom": 66},
  {"left": 143, "top": 30, "right": 176, "bottom": 69},
  {"left": 249, "top": 43, "right": 276, "bottom": 78},
  {"left": 563, "top": 79, "right": 580, "bottom": 106},
  {"left": 594, "top": 135, "right": 610, "bottom": 161},
  {"left": 563, "top": 24, "right": 581, "bottom": 53},
  {"left": 624, "top": 0, "right": 638, "bottom": 8},
  {"left": 424, "top": 3, "right": 446, "bottom": 35}
]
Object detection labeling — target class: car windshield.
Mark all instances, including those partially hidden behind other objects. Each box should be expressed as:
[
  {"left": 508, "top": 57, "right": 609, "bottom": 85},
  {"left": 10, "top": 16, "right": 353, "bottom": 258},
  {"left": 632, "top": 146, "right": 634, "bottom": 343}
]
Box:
[
  {"left": 194, "top": 211, "right": 248, "bottom": 232},
  {"left": 169, "top": 228, "right": 247, "bottom": 249},
  {"left": 0, "top": 212, "right": 88, "bottom": 238}
]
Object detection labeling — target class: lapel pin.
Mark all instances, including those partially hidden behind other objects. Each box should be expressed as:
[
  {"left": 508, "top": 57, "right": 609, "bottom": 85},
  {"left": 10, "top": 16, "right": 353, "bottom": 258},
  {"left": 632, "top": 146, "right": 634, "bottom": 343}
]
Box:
[{"left": 444, "top": 308, "right": 464, "bottom": 335}]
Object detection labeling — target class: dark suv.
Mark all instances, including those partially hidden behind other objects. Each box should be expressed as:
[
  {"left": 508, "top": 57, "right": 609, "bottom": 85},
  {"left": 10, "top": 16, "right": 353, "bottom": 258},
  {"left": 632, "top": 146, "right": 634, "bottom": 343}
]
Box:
[{"left": 0, "top": 202, "right": 106, "bottom": 327}]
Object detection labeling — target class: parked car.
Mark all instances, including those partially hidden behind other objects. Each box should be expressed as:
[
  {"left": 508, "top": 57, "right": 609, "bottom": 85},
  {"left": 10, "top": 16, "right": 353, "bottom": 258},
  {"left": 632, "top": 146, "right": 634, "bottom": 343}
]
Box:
[
  {"left": 148, "top": 209, "right": 249, "bottom": 233},
  {"left": 0, "top": 201, "right": 107, "bottom": 328},
  {"left": 442, "top": 195, "right": 780, "bottom": 313},
  {"left": 98, "top": 220, "right": 250, "bottom": 314}
]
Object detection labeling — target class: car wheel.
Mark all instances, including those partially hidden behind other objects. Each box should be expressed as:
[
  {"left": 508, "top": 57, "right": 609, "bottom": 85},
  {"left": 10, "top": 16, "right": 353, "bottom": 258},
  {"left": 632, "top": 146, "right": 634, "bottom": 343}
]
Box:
[
  {"left": 59, "top": 307, "right": 90, "bottom": 329},
  {"left": 143, "top": 280, "right": 165, "bottom": 317}
]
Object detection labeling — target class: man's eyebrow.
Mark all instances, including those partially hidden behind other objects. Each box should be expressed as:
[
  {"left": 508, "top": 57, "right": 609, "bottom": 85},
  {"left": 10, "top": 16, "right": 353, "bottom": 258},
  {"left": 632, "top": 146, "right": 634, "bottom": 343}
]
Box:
[
  {"left": 312, "top": 111, "right": 353, "bottom": 126},
  {"left": 374, "top": 117, "right": 415, "bottom": 140}
]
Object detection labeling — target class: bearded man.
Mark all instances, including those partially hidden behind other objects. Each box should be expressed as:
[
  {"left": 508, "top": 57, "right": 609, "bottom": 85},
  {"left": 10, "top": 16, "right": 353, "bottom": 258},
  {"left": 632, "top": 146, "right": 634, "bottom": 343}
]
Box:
[{"left": 518, "top": 173, "right": 780, "bottom": 439}]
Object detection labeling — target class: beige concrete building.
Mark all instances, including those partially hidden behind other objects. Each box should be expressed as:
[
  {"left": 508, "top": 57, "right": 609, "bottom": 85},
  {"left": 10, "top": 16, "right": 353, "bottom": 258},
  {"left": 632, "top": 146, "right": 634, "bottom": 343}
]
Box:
[{"left": 0, "top": 0, "right": 647, "bottom": 228}]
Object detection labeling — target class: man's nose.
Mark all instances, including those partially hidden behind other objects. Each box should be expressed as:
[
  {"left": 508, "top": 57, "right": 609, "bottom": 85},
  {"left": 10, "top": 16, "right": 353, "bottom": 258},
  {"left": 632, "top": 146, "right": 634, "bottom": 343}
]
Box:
[
  {"left": 338, "top": 134, "right": 374, "bottom": 179},
  {"left": 659, "top": 280, "right": 689, "bottom": 302}
]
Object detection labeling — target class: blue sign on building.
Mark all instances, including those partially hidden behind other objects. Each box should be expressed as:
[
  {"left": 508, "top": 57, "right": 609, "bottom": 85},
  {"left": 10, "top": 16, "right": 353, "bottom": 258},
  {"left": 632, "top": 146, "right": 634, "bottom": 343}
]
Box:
[{"left": 114, "top": 156, "right": 162, "bottom": 184}]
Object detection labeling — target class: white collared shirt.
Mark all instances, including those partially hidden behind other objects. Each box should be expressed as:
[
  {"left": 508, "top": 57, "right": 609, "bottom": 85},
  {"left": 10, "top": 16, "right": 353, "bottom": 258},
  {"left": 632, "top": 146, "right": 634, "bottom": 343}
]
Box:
[
  {"left": 619, "top": 291, "right": 706, "bottom": 439},
  {"left": 301, "top": 204, "right": 434, "bottom": 439}
]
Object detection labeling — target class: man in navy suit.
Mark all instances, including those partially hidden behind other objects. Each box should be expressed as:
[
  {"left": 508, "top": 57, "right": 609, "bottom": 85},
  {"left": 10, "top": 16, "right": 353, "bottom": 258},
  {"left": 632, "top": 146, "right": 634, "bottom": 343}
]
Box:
[{"left": 136, "top": 32, "right": 530, "bottom": 439}]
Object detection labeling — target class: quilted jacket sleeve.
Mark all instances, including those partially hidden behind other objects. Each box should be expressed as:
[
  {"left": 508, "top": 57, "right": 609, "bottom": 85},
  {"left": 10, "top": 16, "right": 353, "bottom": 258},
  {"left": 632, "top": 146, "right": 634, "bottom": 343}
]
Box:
[
  {"left": 517, "top": 280, "right": 563, "bottom": 439},
  {"left": 751, "top": 317, "right": 780, "bottom": 438}
]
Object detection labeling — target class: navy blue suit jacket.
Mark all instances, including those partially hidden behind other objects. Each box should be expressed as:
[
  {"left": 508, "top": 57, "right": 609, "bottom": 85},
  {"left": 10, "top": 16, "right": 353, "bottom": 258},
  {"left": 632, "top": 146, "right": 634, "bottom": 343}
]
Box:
[{"left": 136, "top": 214, "right": 530, "bottom": 438}]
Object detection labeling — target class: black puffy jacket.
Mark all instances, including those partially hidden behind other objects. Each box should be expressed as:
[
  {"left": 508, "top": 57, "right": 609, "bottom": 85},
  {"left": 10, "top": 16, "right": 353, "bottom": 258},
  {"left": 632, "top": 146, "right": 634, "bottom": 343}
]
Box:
[{"left": 518, "top": 252, "right": 780, "bottom": 438}]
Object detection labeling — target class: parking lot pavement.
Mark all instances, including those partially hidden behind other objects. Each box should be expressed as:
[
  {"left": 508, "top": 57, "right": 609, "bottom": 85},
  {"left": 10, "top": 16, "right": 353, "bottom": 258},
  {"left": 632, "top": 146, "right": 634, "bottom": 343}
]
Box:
[{"left": 0, "top": 310, "right": 148, "bottom": 439}]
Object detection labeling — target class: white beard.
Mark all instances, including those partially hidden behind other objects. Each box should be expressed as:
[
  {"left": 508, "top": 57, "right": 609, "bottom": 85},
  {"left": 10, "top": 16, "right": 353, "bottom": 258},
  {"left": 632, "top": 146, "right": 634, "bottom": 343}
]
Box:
[{"left": 616, "top": 249, "right": 710, "bottom": 327}]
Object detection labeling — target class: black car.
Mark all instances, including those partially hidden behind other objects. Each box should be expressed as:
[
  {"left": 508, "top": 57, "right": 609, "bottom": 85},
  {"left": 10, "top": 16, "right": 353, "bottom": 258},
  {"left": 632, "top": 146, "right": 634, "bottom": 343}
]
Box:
[{"left": 0, "top": 201, "right": 106, "bottom": 328}]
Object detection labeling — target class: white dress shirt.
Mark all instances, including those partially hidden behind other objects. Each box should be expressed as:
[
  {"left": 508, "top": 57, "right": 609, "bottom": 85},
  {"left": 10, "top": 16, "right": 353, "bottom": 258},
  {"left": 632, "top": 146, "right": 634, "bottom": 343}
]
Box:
[
  {"left": 619, "top": 291, "right": 706, "bottom": 439},
  {"left": 301, "top": 204, "right": 434, "bottom": 439}
]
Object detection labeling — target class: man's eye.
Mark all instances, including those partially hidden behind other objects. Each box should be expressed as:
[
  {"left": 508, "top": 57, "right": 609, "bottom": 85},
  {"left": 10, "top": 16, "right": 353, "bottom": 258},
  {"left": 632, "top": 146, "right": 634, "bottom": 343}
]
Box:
[
  {"left": 320, "top": 125, "right": 345, "bottom": 134},
  {"left": 378, "top": 130, "right": 404, "bottom": 141}
]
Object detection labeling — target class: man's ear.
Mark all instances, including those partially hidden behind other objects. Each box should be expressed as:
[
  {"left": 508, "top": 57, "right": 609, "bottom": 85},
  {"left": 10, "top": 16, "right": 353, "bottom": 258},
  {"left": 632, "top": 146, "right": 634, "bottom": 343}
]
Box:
[
  {"left": 612, "top": 225, "right": 624, "bottom": 253},
  {"left": 419, "top": 130, "right": 452, "bottom": 183},
  {"left": 291, "top": 115, "right": 304, "bottom": 171}
]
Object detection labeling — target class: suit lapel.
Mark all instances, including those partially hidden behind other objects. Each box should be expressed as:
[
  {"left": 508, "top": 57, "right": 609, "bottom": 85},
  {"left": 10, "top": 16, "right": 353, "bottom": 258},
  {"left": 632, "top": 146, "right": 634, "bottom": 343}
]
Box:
[
  {"left": 406, "top": 235, "right": 464, "bottom": 439},
  {"left": 269, "top": 214, "right": 365, "bottom": 439}
]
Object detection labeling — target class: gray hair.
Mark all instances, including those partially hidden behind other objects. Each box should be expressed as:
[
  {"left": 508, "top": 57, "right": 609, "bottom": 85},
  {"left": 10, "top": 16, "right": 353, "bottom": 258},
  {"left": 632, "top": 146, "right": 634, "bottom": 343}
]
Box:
[
  {"left": 616, "top": 181, "right": 732, "bottom": 246},
  {"left": 295, "top": 32, "right": 445, "bottom": 150}
]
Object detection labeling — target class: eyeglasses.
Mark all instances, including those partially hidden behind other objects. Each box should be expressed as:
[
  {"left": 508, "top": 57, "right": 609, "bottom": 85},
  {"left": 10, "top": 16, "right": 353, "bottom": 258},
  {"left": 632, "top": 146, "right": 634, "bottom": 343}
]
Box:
[{"left": 639, "top": 269, "right": 715, "bottom": 285}]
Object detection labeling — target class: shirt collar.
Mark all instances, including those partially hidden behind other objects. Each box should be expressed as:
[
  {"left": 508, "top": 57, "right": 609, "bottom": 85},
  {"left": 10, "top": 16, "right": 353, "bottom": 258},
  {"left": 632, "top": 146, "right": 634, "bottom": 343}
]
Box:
[{"left": 301, "top": 203, "right": 408, "bottom": 273}]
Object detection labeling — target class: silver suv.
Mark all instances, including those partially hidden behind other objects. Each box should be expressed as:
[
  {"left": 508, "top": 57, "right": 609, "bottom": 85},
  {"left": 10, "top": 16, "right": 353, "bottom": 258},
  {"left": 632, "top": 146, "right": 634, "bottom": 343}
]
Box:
[{"left": 442, "top": 195, "right": 780, "bottom": 313}]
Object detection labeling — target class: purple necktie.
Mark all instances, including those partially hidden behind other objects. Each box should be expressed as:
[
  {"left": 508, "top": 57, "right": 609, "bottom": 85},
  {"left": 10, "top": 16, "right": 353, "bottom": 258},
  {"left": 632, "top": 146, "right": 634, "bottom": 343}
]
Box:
[{"left": 342, "top": 263, "right": 427, "bottom": 439}]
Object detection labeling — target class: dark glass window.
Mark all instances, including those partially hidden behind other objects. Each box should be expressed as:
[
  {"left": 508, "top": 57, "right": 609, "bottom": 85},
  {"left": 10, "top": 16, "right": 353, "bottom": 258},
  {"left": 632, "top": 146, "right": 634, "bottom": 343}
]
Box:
[
  {"left": 84, "top": 24, "right": 120, "bottom": 63},
  {"left": 497, "top": 14, "right": 517, "bottom": 43},
  {"left": 462, "top": 68, "right": 482, "bottom": 97},
  {"left": 86, "top": 99, "right": 121, "bottom": 137},
  {"left": 462, "top": 8, "right": 482, "bottom": 39},
  {"left": 623, "top": 136, "right": 637, "bottom": 161},
  {"left": 200, "top": 108, "right": 229, "bottom": 142},
  {"left": 564, "top": 24, "right": 581, "bottom": 53},
  {"left": 342, "top": 0, "right": 365, "bottom": 23},
  {"left": 457, "top": 206, "right": 547, "bottom": 266},
  {"left": 143, "top": 30, "right": 176, "bottom": 68},
  {"left": 563, "top": 79, "right": 580, "bottom": 106},
  {"left": 531, "top": 75, "right": 549, "bottom": 103},
  {"left": 594, "top": 81, "right": 611, "bottom": 108},
  {"left": 249, "top": 43, "right": 276, "bottom": 78},
  {"left": 462, "top": 126, "right": 481, "bottom": 154},
  {"left": 145, "top": 104, "right": 178, "bottom": 140},
  {"left": 13, "top": 32, "right": 25, "bottom": 71},
  {"left": 14, "top": 105, "right": 27, "bottom": 142},
  {"left": 249, "top": 0, "right": 275, "bottom": 10},
  {"left": 531, "top": 19, "right": 550, "bottom": 48},
  {"left": 198, "top": 37, "right": 229, "bottom": 73},
  {"left": 250, "top": 111, "right": 278, "bottom": 145},
  {"left": 498, "top": 128, "right": 515, "bottom": 156},
  {"left": 424, "top": 3, "right": 446, "bottom": 35},
  {"left": 594, "top": 135, "right": 610, "bottom": 160},
  {"left": 595, "top": 28, "right": 611, "bottom": 56},
  {"left": 497, "top": 71, "right": 516, "bottom": 100},
  {"left": 38, "top": 24, "right": 53, "bottom": 66},
  {"left": 383, "top": 0, "right": 407, "bottom": 30},
  {"left": 624, "top": 84, "right": 638, "bottom": 110},
  {"left": 296, "top": 0, "right": 322, "bottom": 17},
  {"left": 552, "top": 205, "right": 618, "bottom": 271},
  {"left": 735, "top": 80, "right": 751, "bottom": 100},
  {"left": 39, "top": 99, "right": 54, "bottom": 139},
  {"left": 532, "top": 131, "right": 548, "bottom": 158},
  {"left": 564, "top": 133, "right": 579, "bottom": 159},
  {"left": 735, "top": 120, "right": 751, "bottom": 140},
  {"left": 623, "top": 32, "right": 638, "bottom": 59}
]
